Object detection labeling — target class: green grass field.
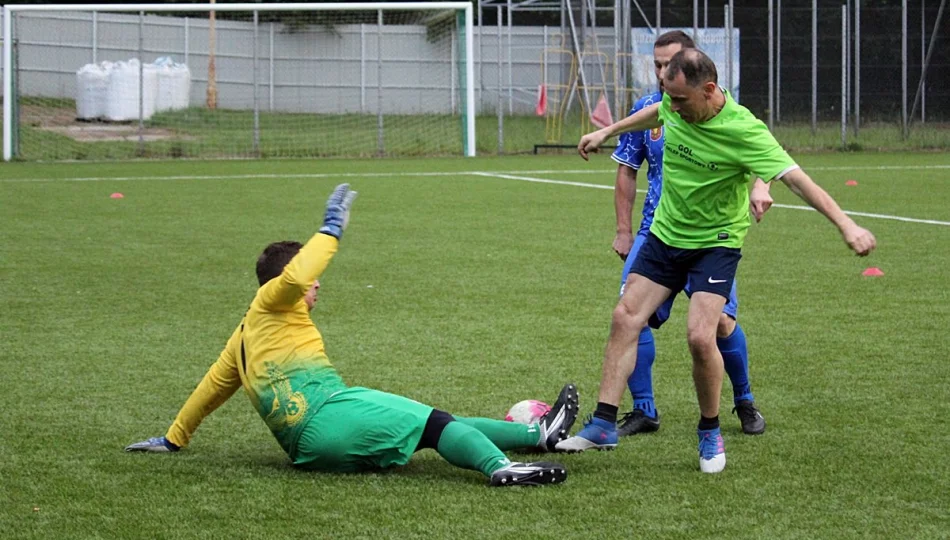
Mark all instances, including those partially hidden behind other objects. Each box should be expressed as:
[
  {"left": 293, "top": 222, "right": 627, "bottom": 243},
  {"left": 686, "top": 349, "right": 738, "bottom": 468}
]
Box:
[{"left": 2, "top": 152, "right": 949, "bottom": 539}]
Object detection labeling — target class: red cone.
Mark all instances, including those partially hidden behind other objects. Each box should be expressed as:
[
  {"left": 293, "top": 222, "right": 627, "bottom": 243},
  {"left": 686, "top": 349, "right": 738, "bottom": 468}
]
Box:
[
  {"left": 845, "top": 180, "right": 858, "bottom": 186},
  {"left": 862, "top": 267, "right": 884, "bottom": 277},
  {"left": 110, "top": 192, "right": 124, "bottom": 199}
]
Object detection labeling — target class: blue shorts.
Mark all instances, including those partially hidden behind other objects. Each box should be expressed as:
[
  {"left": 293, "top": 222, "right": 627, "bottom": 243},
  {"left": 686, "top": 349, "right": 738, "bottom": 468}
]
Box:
[{"left": 620, "top": 230, "right": 740, "bottom": 329}]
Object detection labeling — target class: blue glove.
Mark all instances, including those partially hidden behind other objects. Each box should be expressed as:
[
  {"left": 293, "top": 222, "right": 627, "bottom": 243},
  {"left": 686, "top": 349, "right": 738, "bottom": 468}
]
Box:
[
  {"left": 319, "top": 183, "right": 358, "bottom": 240},
  {"left": 125, "top": 436, "right": 180, "bottom": 453}
]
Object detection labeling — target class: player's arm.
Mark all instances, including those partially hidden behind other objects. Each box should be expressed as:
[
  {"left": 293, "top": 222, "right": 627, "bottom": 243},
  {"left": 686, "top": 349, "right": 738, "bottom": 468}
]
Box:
[
  {"left": 257, "top": 184, "right": 358, "bottom": 311},
  {"left": 610, "top": 118, "right": 645, "bottom": 260},
  {"left": 749, "top": 178, "right": 773, "bottom": 223},
  {"left": 613, "top": 165, "right": 638, "bottom": 260},
  {"left": 125, "top": 330, "right": 243, "bottom": 452},
  {"left": 578, "top": 102, "right": 662, "bottom": 160},
  {"left": 779, "top": 168, "right": 876, "bottom": 256}
]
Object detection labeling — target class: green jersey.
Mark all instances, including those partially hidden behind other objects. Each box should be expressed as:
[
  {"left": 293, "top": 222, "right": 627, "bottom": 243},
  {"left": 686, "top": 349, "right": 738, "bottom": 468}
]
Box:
[{"left": 651, "top": 90, "right": 798, "bottom": 249}]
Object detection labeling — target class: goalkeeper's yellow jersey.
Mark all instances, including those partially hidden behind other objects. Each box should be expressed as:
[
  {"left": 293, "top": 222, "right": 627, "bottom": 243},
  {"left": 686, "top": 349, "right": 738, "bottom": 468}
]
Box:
[{"left": 165, "top": 232, "right": 348, "bottom": 459}]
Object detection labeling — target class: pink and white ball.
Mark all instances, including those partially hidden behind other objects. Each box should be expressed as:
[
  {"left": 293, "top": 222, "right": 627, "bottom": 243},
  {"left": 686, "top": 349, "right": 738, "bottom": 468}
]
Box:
[{"left": 504, "top": 400, "right": 551, "bottom": 425}]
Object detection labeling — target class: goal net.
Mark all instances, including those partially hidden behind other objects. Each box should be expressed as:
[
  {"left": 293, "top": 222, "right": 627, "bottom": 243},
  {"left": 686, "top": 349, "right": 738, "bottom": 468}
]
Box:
[{"left": 2, "top": 2, "right": 475, "bottom": 161}]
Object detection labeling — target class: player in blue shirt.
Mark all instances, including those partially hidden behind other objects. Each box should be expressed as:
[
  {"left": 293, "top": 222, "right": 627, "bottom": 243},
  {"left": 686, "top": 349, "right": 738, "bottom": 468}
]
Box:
[{"left": 610, "top": 31, "right": 772, "bottom": 437}]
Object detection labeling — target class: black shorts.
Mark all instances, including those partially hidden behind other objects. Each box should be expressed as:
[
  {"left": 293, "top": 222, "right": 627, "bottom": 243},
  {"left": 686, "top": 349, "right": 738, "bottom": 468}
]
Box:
[{"left": 629, "top": 232, "right": 742, "bottom": 300}]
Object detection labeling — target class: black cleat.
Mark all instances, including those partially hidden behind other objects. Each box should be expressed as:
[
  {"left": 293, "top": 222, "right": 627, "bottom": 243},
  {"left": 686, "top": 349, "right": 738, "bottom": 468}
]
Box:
[
  {"left": 538, "top": 383, "right": 579, "bottom": 451},
  {"left": 490, "top": 462, "right": 567, "bottom": 487},
  {"left": 733, "top": 400, "right": 766, "bottom": 435},
  {"left": 617, "top": 409, "right": 660, "bottom": 437}
]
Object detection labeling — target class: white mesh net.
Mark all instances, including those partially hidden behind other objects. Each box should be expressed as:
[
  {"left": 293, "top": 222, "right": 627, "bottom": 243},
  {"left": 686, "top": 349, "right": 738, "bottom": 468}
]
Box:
[{"left": 7, "top": 6, "right": 471, "bottom": 160}]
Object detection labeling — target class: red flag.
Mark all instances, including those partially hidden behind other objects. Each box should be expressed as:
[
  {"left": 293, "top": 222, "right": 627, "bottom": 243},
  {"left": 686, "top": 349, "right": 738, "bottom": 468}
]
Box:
[
  {"left": 535, "top": 84, "right": 548, "bottom": 116},
  {"left": 590, "top": 93, "right": 614, "bottom": 128}
]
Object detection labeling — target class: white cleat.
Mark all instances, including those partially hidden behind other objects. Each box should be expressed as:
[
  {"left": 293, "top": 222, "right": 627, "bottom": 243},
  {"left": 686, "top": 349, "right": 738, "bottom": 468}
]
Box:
[
  {"left": 699, "top": 453, "right": 726, "bottom": 473},
  {"left": 697, "top": 429, "right": 726, "bottom": 473}
]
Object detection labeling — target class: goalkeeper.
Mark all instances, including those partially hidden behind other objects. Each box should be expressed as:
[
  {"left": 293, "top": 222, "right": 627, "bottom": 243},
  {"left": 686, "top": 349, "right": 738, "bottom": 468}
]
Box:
[{"left": 126, "top": 184, "right": 577, "bottom": 487}]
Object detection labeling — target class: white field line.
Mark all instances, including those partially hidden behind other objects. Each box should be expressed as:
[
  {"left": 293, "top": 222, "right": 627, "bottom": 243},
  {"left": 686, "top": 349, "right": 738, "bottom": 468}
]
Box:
[
  {"left": 472, "top": 171, "right": 950, "bottom": 228},
  {"left": 2, "top": 162, "right": 950, "bottom": 184},
  {"left": 2, "top": 166, "right": 949, "bottom": 227}
]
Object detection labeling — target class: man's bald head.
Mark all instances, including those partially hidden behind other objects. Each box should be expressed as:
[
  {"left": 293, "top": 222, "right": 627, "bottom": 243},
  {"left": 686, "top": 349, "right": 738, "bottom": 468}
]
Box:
[{"left": 664, "top": 48, "right": 718, "bottom": 88}]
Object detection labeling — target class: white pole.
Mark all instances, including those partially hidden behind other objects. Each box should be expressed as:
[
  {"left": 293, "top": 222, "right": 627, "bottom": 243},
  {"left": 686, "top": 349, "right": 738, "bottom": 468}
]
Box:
[
  {"left": 725, "top": 4, "right": 732, "bottom": 96},
  {"left": 377, "top": 9, "right": 384, "bottom": 156},
  {"left": 478, "top": 0, "right": 483, "bottom": 117},
  {"left": 451, "top": 23, "right": 457, "bottom": 113},
  {"left": 811, "top": 0, "right": 818, "bottom": 135},
  {"left": 138, "top": 11, "right": 145, "bottom": 154},
  {"left": 253, "top": 10, "right": 259, "bottom": 154},
  {"left": 184, "top": 17, "right": 190, "bottom": 66},
  {"left": 360, "top": 23, "right": 366, "bottom": 113},
  {"left": 768, "top": 0, "right": 774, "bottom": 129},
  {"left": 854, "top": 0, "right": 860, "bottom": 136},
  {"left": 3, "top": 6, "right": 13, "bottom": 161},
  {"left": 92, "top": 11, "right": 98, "bottom": 64},
  {"left": 465, "top": 4, "right": 476, "bottom": 156},
  {"left": 496, "top": 5, "right": 503, "bottom": 155},
  {"left": 846, "top": 0, "right": 851, "bottom": 123},
  {"left": 656, "top": 0, "right": 661, "bottom": 35},
  {"left": 902, "top": 0, "right": 908, "bottom": 139},
  {"left": 269, "top": 21, "right": 274, "bottom": 112},
  {"left": 841, "top": 4, "right": 848, "bottom": 148},
  {"left": 776, "top": 0, "right": 781, "bottom": 123},
  {"left": 921, "top": 0, "right": 926, "bottom": 123},
  {"left": 507, "top": 0, "right": 512, "bottom": 115}
]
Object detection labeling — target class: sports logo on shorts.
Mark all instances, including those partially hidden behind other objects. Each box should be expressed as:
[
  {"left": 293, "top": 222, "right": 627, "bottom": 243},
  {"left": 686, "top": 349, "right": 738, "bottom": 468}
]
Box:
[{"left": 650, "top": 126, "right": 663, "bottom": 141}]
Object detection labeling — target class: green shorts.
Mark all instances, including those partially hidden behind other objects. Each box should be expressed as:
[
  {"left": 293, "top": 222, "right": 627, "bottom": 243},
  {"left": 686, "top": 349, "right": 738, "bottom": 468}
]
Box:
[{"left": 292, "top": 387, "right": 434, "bottom": 472}]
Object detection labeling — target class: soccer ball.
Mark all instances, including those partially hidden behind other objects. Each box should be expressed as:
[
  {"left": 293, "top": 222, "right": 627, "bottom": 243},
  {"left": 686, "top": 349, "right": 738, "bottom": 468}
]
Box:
[{"left": 504, "top": 400, "right": 551, "bottom": 425}]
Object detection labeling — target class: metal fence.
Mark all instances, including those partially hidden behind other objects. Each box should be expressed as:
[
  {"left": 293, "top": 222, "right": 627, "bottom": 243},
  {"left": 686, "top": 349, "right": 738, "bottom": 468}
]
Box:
[{"left": 3, "top": 2, "right": 947, "bottom": 157}]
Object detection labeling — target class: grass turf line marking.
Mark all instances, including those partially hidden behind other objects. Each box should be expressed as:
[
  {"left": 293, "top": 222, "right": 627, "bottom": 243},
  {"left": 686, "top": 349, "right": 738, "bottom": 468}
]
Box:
[
  {"left": 473, "top": 171, "right": 950, "bottom": 228},
  {"left": 3, "top": 163, "right": 950, "bottom": 184},
  {"left": 3, "top": 167, "right": 949, "bottom": 227}
]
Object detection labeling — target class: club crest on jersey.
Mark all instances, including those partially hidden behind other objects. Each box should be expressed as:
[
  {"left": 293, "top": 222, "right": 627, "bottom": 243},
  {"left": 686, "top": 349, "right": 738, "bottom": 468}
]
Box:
[{"left": 650, "top": 126, "right": 663, "bottom": 141}]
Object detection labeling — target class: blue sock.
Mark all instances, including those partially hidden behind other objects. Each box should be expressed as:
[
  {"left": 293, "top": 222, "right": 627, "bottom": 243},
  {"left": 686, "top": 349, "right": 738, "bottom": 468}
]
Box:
[
  {"left": 718, "top": 323, "right": 754, "bottom": 404},
  {"left": 626, "top": 327, "right": 657, "bottom": 418}
]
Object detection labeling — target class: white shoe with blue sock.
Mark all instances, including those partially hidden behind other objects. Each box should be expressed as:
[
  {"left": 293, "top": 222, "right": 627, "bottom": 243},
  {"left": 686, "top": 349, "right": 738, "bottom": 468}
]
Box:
[
  {"left": 555, "top": 416, "right": 618, "bottom": 452},
  {"left": 697, "top": 427, "right": 726, "bottom": 473}
]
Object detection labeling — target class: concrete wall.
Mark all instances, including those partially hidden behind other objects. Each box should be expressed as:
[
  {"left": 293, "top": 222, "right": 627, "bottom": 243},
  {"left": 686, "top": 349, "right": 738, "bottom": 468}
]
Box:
[{"left": 6, "top": 11, "right": 589, "bottom": 116}]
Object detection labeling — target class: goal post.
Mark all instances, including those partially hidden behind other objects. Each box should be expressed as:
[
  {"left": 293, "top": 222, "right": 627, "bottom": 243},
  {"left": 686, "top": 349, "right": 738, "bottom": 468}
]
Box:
[{"left": 2, "top": 2, "right": 476, "bottom": 161}]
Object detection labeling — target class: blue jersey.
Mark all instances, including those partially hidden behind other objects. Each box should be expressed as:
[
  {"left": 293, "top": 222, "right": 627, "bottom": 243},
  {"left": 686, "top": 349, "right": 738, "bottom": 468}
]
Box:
[{"left": 611, "top": 92, "right": 665, "bottom": 233}]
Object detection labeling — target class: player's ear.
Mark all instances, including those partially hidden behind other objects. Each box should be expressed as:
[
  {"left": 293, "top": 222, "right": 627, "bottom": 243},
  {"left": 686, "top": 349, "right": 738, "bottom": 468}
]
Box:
[{"left": 702, "top": 81, "right": 717, "bottom": 99}]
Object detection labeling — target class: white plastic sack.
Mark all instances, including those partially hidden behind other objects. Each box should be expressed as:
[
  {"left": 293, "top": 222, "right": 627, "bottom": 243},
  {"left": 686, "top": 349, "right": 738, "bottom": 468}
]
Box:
[
  {"left": 154, "top": 58, "right": 191, "bottom": 112},
  {"left": 75, "top": 62, "right": 112, "bottom": 119},
  {"left": 105, "top": 59, "right": 159, "bottom": 121}
]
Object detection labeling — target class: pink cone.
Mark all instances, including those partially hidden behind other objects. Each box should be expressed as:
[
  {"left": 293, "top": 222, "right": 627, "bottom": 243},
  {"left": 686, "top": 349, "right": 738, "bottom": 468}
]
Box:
[
  {"left": 862, "top": 267, "right": 884, "bottom": 277},
  {"left": 845, "top": 180, "right": 858, "bottom": 186},
  {"left": 110, "top": 192, "right": 124, "bottom": 199}
]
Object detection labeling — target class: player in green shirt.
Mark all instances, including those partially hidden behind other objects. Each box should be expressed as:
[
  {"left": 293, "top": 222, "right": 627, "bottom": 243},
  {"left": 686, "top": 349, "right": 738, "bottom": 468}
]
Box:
[{"left": 557, "top": 49, "right": 876, "bottom": 473}]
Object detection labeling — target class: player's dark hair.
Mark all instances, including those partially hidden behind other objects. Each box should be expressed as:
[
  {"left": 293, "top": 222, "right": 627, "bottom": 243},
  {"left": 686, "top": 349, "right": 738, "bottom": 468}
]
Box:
[
  {"left": 256, "top": 241, "right": 303, "bottom": 286},
  {"left": 654, "top": 30, "right": 695, "bottom": 50},
  {"left": 665, "top": 48, "right": 718, "bottom": 87}
]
